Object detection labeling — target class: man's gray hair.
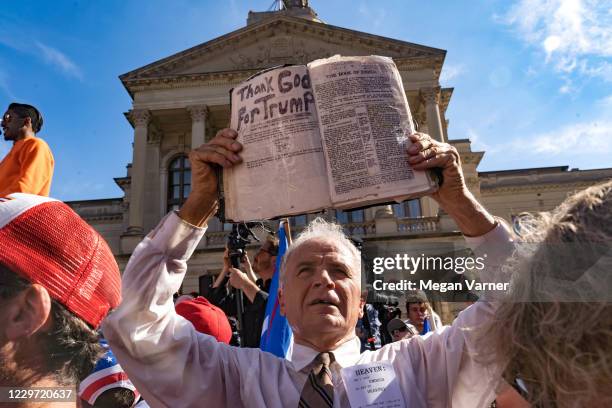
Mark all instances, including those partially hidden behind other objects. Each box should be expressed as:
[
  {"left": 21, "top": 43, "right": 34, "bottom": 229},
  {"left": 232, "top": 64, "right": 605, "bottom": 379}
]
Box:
[{"left": 280, "top": 217, "right": 361, "bottom": 285}]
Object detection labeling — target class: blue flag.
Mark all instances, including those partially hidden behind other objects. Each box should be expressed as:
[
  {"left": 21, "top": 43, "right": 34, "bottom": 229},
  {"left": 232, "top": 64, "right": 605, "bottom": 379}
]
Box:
[
  {"left": 421, "top": 318, "right": 430, "bottom": 335},
  {"left": 260, "top": 221, "right": 293, "bottom": 357}
]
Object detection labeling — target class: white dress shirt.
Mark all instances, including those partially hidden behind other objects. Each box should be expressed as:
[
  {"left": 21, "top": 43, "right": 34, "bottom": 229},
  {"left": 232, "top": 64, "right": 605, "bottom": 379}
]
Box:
[{"left": 103, "top": 212, "right": 515, "bottom": 408}]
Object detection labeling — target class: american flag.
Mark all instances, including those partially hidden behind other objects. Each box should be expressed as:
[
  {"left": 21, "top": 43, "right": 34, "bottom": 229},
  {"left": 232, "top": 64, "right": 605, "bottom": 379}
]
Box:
[{"left": 78, "top": 339, "right": 140, "bottom": 405}]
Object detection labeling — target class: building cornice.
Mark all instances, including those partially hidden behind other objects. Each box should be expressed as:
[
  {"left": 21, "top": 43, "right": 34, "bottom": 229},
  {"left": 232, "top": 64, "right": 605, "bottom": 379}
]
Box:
[
  {"left": 120, "top": 16, "right": 446, "bottom": 97},
  {"left": 121, "top": 54, "right": 445, "bottom": 96},
  {"left": 480, "top": 180, "right": 607, "bottom": 194},
  {"left": 440, "top": 87, "right": 453, "bottom": 114},
  {"left": 122, "top": 70, "right": 259, "bottom": 95}
]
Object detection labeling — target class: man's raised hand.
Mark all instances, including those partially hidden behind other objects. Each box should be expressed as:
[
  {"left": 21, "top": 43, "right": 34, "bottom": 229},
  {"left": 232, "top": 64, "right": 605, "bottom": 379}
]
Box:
[
  {"left": 406, "top": 132, "right": 496, "bottom": 236},
  {"left": 188, "top": 128, "right": 243, "bottom": 196},
  {"left": 406, "top": 132, "right": 468, "bottom": 208},
  {"left": 179, "top": 128, "right": 243, "bottom": 227}
]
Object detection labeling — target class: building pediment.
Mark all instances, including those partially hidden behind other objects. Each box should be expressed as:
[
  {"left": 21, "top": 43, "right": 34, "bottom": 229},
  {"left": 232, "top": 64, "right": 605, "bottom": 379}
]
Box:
[{"left": 120, "top": 15, "right": 445, "bottom": 96}]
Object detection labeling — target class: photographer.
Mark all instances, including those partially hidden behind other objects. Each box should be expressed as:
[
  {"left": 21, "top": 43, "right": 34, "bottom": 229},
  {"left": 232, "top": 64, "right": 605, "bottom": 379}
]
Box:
[{"left": 209, "top": 237, "right": 278, "bottom": 348}]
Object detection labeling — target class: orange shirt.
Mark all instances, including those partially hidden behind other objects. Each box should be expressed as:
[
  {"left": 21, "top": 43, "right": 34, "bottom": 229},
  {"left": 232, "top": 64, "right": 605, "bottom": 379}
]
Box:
[{"left": 0, "top": 136, "right": 55, "bottom": 197}]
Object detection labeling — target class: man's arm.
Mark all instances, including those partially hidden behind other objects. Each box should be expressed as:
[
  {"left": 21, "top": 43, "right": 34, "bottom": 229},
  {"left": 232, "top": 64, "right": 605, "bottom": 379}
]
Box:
[
  {"left": 398, "top": 133, "right": 515, "bottom": 406},
  {"left": 102, "top": 130, "right": 258, "bottom": 406},
  {"left": 242, "top": 254, "right": 259, "bottom": 283},
  {"left": 406, "top": 132, "right": 515, "bottom": 295},
  {"left": 17, "top": 138, "right": 54, "bottom": 195},
  {"left": 407, "top": 133, "right": 496, "bottom": 237},
  {"left": 102, "top": 212, "right": 236, "bottom": 407},
  {"left": 228, "top": 267, "right": 268, "bottom": 303}
]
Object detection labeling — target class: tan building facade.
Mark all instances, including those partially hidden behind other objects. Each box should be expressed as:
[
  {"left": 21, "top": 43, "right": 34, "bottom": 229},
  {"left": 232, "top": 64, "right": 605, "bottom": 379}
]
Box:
[{"left": 67, "top": 3, "right": 612, "bottom": 322}]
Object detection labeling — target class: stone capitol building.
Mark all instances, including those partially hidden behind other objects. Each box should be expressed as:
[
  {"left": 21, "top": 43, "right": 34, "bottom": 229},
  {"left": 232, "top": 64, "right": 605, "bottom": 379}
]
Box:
[{"left": 67, "top": 1, "right": 612, "bottom": 321}]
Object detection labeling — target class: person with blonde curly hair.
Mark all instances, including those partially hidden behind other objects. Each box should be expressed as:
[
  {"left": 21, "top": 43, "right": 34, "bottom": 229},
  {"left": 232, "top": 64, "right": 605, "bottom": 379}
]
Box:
[{"left": 483, "top": 180, "right": 612, "bottom": 408}]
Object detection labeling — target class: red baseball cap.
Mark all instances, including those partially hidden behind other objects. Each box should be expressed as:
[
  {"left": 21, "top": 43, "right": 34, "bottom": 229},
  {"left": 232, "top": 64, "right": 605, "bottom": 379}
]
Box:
[
  {"left": 0, "top": 193, "right": 121, "bottom": 328},
  {"left": 175, "top": 296, "right": 232, "bottom": 344}
]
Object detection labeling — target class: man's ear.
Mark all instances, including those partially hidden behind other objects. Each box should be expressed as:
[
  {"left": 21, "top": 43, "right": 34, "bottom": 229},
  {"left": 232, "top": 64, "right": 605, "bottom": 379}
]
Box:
[
  {"left": 278, "top": 287, "right": 286, "bottom": 316},
  {"left": 5, "top": 284, "right": 52, "bottom": 340},
  {"left": 358, "top": 297, "right": 365, "bottom": 319},
  {"left": 21, "top": 116, "right": 32, "bottom": 130}
]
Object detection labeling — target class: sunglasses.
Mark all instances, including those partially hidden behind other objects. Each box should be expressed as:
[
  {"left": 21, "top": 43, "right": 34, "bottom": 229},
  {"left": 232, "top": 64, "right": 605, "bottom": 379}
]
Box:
[{"left": 259, "top": 248, "right": 278, "bottom": 256}]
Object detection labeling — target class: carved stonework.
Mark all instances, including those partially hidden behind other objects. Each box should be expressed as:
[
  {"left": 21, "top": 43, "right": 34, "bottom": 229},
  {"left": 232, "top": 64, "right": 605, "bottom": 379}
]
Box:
[
  {"left": 177, "top": 133, "right": 186, "bottom": 152},
  {"left": 283, "top": 0, "right": 308, "bottom": 7},
  {"left": 420, "top": 87, "right": 441, "bottom": 106},
  {"left": 121, "top": 17, "right": 442, "bottom": 84},
  {"left": 228, "top": 36, "right": 332, "bottom": 69},
  {"left": 147, "top": 125, "right": 162, "bottom": 145},
  {"left": 461, "top": 153, "right": 484, "bottom": 165},
  {"left": 187, "top": 105, "right": 208, "bottom": 123},
  {"left": 480, "top": 181, "right": 601, "bottom": 194},
  {"left": 465, "top": 177, "right": 480, "bottom": 186},
  {"left": 440, "top": 88, "right": 453, "bottom": 113},
  {"left": 413, "top": 110, "right": 427, "bottom": 132},
  {"left": 131, "top": 109, "right": 151, "bottom": 127}
]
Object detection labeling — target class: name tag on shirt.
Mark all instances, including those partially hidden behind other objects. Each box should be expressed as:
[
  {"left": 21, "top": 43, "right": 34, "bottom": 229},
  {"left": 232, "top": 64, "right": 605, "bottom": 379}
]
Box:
[{"left": 341, "top": 361, "right": 405, "bottom": 408}]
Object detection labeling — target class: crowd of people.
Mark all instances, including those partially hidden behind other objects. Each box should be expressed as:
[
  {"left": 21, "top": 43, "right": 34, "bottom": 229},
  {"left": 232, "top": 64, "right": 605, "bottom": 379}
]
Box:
[{"left": 0, "top": 102, "right": 611, "bottom": 407}]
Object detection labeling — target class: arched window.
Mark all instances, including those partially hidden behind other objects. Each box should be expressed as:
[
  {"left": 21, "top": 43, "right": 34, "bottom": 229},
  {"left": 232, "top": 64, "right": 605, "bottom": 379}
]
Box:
[
  {"left": 393, "top": 199, "right": 422, "bottom": 218},
  {"left": 167, "top": 155, "right": 191, "bottom": 212}
]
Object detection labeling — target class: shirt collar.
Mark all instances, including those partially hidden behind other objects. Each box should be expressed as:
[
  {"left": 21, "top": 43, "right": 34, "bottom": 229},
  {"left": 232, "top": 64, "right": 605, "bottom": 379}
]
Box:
[{"left": 288, "top": 336, "right": 362, "bottom": 372}]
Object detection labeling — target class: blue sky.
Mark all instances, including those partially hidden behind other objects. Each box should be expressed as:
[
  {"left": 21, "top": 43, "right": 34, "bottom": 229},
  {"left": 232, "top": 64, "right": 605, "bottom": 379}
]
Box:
[{"left": 1, "top": 0, "right": 610, "bottom": 201}]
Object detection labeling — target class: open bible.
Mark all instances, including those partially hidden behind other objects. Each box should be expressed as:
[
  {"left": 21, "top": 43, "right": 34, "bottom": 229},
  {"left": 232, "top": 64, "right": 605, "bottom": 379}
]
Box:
[{"left": 223, "top": 55, "right": 438, "bottom": 221}]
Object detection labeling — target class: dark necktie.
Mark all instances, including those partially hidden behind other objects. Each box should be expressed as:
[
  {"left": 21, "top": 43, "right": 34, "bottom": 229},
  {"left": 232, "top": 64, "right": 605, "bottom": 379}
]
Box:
[{"left": 299, "top": 352, "right": 335, "bottom": 408}]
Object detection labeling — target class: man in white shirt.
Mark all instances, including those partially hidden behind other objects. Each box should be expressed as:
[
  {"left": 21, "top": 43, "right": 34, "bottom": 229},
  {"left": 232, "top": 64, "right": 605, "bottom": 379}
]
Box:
[{"left": 103, "top": 129, "right": 514, "bottom": 408}]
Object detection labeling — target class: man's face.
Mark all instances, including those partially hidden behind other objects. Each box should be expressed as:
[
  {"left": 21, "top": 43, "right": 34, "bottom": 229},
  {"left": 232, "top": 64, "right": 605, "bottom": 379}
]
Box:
[
  {"left": 391, "top": 327, "right": 412, "bottom": 342},
  {"left": 408, "top": 302, "right": 428, "bottom": 326},
  {"left": 279, "top": 238, "right": 363, "bottom": 343},
  {"left": 253, "top": 242, "right": 275, "bottom": 278},
  {"left": 1, "top": 109, "right": 26, "bottom": 141}
]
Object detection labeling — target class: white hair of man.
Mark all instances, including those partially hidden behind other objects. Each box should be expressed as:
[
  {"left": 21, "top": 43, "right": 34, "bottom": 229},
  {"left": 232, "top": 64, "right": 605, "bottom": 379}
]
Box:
[{"left": 280, "top": 217, "right": 361, "bottom": 286}]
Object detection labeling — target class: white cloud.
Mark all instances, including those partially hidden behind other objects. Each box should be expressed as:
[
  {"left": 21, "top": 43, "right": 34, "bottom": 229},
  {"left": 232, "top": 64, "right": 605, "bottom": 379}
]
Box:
[
  {"left": 35, "top": 42, "right": 83, "bottom": 80},
  {"left": 357, "top": 2, "right": 386, "bottom": 29},
  {"left": 440, "top": 64, "right": 464, "bottom": 84},
  {"left": 497, "top": 118, "right": 612, "bottom": 157},
  {"left": 0, "top": 68, "right": 16, "bottom": 99},
  {"left": 529, "top": 119, "right": 612, "bottom": 155},
  {"left": 502, "top": 0, "right": 612, "bottom": 82},
  {"left": 0, "top": 19, "right": 83, "bottom": 81},
  {"left": 598, "top": 94, "right": 612, "bottom": 106}
]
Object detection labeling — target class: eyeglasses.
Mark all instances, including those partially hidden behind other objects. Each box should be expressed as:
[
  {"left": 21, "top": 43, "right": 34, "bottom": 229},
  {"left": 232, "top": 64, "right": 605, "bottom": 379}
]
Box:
[
  {"left": 258, "top": 248, "right": 277, "bottom": 256},
  {"left": 1, "top": 112, "right": 19, "bottom": 125}
]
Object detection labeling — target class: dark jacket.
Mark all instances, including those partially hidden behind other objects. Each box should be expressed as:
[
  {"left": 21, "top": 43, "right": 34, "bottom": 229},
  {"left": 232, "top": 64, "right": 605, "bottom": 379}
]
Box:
[{"left": 208, "top": 278, "right": 271, "bottom": 348}]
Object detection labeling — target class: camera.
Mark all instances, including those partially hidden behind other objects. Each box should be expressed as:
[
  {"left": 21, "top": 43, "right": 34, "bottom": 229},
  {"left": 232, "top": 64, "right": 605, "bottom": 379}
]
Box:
[{"left": 227, "top": 223, "right": 261, "bottom": 268}]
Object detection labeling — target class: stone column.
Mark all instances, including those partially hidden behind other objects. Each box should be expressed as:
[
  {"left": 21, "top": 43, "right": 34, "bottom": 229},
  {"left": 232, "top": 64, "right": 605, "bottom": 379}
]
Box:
[
  {"left": 420, "top": 87, "right": 445, "bottom": 142},
  {"left": 187, "top": 105, "right": 208, "bottom": 149},
  {"left": 126, "top": 109, "right": 150, "bottom": 235}
]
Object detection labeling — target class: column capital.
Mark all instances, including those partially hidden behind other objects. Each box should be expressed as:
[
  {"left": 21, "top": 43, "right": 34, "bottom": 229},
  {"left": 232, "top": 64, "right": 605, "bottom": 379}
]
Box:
[
  {"left": 130, "top": 109, "right": 151, "bottom": 127},
  {"left": 147, "top": 125, "right": 162, "bottom": 145},
  {"left": 420, "top": 86, "right": 441, "bottom": 106},
  {"left": 187, "top": 105, "right": 209, "bottom": 122},
  {"left": 413, "top": 110, "right": 427, "bottom": 132}
]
